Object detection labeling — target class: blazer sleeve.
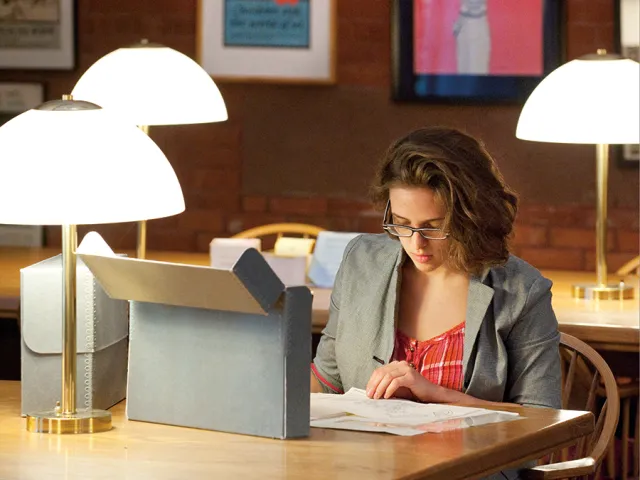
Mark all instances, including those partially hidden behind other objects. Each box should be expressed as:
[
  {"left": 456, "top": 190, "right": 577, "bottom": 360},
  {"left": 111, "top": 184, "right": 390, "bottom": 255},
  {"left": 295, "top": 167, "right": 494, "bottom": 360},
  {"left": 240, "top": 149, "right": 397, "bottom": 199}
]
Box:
[
  {"left": 311, "top": 236, "right": 360, "bottom": 394},
  {"left": 504, "top": 276, "right": 562, "bottom": 408}
]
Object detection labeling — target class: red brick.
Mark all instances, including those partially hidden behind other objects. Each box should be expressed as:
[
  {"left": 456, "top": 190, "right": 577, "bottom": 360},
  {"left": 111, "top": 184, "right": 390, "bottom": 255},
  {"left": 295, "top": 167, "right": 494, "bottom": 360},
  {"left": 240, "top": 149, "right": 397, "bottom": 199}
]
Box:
[
  {"left": 584, "top": 252, "right": 638, "bottom": 274},
  {"left": 356, "top": 217, "right": 385, "bottom": 234},
  {"left": 149, "top": 215, "right": 180, "bottom": 230},
  {"left": 337, "top": 0, "right": 389, "bottom": 20},
  {"left": 177, "top": 210, "right": 224, "bottom": 232},
  {"left": 242, "top": 196, "right": 268, "bottom": 213},
  {"left": 145, "top": 229, "right": 195, "bottom": 252},
  {"left": 519, "top": 248, "right": 585, "bottom": 271},
  {"left": 187, "top": 168, "right": 240, "bottom": 190},
  {"left": 617, "top": 231, "right": 640, "bottom": 253},
  {"left": 518, "top": 204, "right": 593, "bottom": 228},
  {"left": 324, "top": 217, "right": 361, "bottom": 232},
  {"left": 549, "top": 227, "right": 615, "bottom": 251},
  {"left": 512, "top": 225, "right": 548, "bottom": 247},
  {"left": 269, "top": 197, "right": 328, "bottom": 216},
  {"left": 185, "top": 190, "right": 241, "bottom": 212},
  {"left": 195, "top": 232, "right": 226, "bottom": 253},
  {"left": 608, "top": 209, "right": 640, "bottom": 231},
  {"left": 327, "top": 198, "right": 376, "bottom": 217},
  {"left": 226, "top": 214, "right": 288, "bottom": 235}
]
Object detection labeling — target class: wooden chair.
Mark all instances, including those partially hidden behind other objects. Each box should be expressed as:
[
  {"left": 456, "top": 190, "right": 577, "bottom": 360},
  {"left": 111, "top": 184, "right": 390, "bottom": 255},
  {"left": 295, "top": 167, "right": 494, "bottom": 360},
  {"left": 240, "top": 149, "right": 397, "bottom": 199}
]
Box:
[
  {"left": 521, "top": 333, "right": 620, "bottom": 480},
  {"left": 231, "top": 223, "right": 325, "bottom": 240},
  {"left": 616, "top": 255, "right": 640, "bottom": 276}
]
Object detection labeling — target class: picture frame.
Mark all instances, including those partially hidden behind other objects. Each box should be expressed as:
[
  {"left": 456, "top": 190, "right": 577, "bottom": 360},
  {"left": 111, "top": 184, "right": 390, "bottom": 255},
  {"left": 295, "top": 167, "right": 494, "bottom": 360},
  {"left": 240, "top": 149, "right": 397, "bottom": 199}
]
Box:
[
  {"left": 0, "top": 81, "right": 45, "bottom": 247},
  {"left": 391, "top": 0, "right": 565, "bottom": 103},
  {"left": 614, "top": 0, "right": 639, "bottom": 167},
  {"left": 0, "top": 0, "right": 75, "bottom": 70},
  {"left": 197, "top": 0, "right": 336, "bottom": 84}
]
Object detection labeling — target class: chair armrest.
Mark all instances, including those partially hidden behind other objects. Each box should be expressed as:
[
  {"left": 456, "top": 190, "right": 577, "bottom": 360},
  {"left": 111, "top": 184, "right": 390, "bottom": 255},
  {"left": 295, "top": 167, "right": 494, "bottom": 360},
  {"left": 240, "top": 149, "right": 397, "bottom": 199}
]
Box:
[{"left": 519, "top": 457, "right": 595, "bottom": 479}]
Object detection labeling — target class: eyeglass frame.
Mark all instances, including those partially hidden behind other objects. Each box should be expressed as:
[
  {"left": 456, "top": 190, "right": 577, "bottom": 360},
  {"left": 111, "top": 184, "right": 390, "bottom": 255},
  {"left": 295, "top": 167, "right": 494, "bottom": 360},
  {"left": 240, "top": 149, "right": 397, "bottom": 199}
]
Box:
[{"left": 382, "top": 200, "right": 449, "bottom": 240}]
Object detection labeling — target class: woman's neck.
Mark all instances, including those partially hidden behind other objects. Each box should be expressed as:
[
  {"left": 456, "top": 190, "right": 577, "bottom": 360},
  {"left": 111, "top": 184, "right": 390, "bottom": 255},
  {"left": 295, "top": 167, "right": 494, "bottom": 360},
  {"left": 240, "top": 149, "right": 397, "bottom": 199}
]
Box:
[{"left": 404, "top": 260, "right": 467, "bottom": 286}]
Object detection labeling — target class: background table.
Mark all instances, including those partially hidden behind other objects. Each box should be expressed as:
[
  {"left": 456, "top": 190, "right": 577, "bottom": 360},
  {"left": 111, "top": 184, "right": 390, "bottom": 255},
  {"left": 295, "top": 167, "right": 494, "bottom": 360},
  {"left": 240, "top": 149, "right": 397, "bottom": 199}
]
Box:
[{"left": 1, "top": 247, "right": 638, "bottom": 353}]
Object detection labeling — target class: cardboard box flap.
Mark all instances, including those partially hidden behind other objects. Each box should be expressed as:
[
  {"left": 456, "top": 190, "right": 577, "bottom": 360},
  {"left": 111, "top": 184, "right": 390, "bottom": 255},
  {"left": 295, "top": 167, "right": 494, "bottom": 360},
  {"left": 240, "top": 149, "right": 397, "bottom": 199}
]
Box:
[
  {"left": 78, "top": 248, "right": 284, "bottom": 315},
  {"left": 21, "top": 255, "right": 128, "bottom": 355}
]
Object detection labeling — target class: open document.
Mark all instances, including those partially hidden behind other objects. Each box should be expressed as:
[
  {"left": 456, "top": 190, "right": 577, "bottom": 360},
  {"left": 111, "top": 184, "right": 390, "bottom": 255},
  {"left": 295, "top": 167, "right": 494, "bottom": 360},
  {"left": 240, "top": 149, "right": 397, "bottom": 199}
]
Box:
[{"left": 311, "top": 388, "right": 520, "bottom": 436}]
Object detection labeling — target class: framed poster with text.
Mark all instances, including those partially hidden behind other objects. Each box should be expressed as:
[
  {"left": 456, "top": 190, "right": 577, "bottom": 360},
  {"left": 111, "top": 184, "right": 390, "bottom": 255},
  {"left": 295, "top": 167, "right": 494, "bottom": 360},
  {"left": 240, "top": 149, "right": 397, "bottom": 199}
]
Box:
[{"left": 197, "top": 0, "right": 336, "bottom": 84}]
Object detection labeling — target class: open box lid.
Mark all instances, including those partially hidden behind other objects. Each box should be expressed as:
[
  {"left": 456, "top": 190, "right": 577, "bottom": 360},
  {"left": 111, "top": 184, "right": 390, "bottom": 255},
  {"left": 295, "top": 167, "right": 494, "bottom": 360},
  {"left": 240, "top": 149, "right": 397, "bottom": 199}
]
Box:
[{"left": 77, "top": 232, "right": 284, "bottom": 315}]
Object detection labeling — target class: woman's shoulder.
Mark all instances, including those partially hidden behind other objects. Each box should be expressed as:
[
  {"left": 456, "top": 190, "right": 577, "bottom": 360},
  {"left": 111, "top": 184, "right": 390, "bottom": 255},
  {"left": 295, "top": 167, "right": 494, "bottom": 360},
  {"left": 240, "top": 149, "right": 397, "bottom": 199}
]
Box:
[
  {"left": 340, "top": 233, "right": 402, "bottom": 274},
  {"left": 486, "top": 254, "right": 552, "bottom": 294}
]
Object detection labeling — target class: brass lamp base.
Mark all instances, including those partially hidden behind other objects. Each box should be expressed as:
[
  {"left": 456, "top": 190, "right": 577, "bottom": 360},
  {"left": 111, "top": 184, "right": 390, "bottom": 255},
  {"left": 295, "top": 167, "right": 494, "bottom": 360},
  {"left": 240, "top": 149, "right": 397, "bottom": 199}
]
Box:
[
  {"left": 26, "top": 408, "right": 112, "bottom": 434},
  {"left": 571, "top": 283, "right": 635, "bottom": 300}
]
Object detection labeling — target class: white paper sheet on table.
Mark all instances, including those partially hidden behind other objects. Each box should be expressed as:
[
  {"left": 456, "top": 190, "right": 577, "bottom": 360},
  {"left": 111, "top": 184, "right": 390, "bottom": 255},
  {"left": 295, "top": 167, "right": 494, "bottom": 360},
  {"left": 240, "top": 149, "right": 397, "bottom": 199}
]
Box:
[{"left": 310, "top": 388, "right": 520, "bottom": 436}]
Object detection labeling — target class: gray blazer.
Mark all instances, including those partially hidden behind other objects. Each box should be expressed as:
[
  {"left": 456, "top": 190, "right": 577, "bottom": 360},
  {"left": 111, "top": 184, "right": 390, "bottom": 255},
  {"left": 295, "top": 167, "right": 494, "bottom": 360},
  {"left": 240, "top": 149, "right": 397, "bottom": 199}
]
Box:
[{"left": 312, "top": 234, "right": 562, "bottom": 409}]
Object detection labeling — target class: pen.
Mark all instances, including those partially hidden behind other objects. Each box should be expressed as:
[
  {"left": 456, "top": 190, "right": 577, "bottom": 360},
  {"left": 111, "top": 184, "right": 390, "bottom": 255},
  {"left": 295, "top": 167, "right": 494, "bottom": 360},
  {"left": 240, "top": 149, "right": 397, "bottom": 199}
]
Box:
[{"left": 373, "top": 356, "right": 385, "bottom": 365}]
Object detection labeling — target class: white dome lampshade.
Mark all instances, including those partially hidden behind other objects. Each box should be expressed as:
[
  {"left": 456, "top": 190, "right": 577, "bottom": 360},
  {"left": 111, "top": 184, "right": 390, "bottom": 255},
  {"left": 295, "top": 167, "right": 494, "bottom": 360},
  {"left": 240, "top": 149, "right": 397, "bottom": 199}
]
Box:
[
  {"left": 0, "top": 98, "right": 185, "bottom": 225},
  {"left": 516, "top": 52, "right": 640, "bottom": 144},
  {"left": 71, "top": 40, "right": 228, "bottom": 126}
]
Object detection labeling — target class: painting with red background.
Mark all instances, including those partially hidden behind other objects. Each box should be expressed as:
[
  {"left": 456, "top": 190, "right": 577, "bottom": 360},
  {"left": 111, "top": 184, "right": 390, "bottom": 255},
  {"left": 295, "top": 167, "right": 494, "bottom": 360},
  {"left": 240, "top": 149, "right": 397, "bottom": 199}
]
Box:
[{"left": 413, "top": 0, "right": 544, "bottom": 76}]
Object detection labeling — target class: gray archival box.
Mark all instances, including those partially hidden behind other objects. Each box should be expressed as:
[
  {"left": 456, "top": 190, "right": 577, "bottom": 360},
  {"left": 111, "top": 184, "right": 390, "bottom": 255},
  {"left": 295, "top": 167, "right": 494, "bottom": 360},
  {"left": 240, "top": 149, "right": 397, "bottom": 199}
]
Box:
[
  {"left": 20, "top": 255, "right": 129, "bottom": 415},
  {"left": 78, "top": 247, "right": 311, "bottom": 439}
]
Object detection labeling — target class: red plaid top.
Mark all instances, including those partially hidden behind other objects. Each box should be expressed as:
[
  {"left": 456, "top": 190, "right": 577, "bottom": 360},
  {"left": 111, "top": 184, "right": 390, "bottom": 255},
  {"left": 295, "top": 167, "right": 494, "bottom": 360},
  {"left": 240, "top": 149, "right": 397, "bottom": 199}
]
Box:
[{"left": 392, "top": 322, "right": 465, "bottom": 392}]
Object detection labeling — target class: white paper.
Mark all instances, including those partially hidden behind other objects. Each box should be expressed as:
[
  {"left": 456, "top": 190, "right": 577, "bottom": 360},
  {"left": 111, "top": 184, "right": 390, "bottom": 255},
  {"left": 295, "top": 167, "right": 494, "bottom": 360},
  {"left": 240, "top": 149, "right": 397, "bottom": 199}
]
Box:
[
  {"left": 209, "top": 238, "right": 261, "bottom": 269},
  {"left": 308, "top": 231, "right": 361, "bottom": 287},
  {"left": 310, "top": 388, "right": 519, "bottom": 436}
]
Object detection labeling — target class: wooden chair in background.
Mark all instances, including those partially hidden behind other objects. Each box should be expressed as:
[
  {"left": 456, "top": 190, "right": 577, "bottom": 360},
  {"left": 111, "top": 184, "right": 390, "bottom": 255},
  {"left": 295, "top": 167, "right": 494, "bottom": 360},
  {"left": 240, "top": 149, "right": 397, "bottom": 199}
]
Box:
[
  {"left": 231, "top": 223, "right": 325, "bottom": 240},
  {"left": 231, "top": 223, "right": 325, "bottom": 251},
  {"left": 522, "top": 333, "right": 620, "bottom": 480},
  {"left": 616, "top": 255, "right": 640, "bottom": 276}
]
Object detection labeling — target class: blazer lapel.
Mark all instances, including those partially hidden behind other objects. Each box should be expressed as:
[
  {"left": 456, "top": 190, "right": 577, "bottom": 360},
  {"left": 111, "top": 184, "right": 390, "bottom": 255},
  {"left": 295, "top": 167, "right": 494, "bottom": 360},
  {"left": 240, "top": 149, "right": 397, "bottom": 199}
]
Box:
[{"left": 463, "top": 275, "right": 494, "bottom": 383}]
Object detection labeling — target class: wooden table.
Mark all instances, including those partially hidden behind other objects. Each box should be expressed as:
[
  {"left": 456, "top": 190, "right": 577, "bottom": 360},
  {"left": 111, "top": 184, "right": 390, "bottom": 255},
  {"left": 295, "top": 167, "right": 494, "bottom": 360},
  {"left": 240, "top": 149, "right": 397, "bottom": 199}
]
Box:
[
  {"left": 0, "top": 381, "right": 593, "bottom": 480},
  {"left": 1, "top": 247, "right": 638, "bottom": 352}
]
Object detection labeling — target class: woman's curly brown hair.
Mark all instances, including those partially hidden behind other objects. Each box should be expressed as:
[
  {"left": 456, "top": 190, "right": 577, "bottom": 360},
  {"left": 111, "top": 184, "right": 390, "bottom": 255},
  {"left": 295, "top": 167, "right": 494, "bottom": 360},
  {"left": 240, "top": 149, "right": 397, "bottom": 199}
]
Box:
[{"left": 370, "top": 126, "right": 518, "bottom": 276}]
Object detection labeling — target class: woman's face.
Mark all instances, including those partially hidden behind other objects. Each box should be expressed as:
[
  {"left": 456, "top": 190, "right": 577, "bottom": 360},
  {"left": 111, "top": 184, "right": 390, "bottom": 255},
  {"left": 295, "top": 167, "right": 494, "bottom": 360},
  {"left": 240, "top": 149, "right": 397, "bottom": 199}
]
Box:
[{"left": 387, "top": 186, "right": 449, "bottom": 274}]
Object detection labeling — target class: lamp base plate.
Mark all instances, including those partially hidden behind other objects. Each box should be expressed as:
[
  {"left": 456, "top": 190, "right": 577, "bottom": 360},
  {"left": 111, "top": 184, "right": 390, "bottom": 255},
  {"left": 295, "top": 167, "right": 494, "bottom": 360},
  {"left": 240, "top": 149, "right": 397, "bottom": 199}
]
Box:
[
  {"left": 26, "top": 408, "right": 112, "bottom": 434},
  {"left": 571, "top": 283, "right": 635, "bottom": 300}
]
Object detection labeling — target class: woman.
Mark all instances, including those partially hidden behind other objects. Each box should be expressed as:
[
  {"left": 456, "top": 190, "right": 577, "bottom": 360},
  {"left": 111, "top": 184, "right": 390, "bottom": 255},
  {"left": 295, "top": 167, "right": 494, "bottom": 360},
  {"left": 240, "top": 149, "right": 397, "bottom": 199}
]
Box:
[{"left": 310, "top": 127, "right": 561, "bottom": 410}]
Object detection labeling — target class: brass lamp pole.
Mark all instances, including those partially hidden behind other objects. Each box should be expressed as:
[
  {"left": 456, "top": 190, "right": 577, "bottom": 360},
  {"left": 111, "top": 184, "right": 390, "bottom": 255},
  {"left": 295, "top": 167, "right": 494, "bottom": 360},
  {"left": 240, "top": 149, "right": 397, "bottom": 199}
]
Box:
[
  {"left": 137, "top": 124, "right": 150, "bottom": 259},
  {"left": 572, "top": 141, "right": 634, "bottom": 300}
]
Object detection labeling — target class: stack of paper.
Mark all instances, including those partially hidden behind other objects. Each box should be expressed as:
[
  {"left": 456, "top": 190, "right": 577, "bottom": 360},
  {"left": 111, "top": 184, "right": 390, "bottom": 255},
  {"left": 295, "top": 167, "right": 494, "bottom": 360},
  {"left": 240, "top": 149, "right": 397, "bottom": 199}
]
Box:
[{"left": 311, "top": 388, "right": 520, "bottom": 436}]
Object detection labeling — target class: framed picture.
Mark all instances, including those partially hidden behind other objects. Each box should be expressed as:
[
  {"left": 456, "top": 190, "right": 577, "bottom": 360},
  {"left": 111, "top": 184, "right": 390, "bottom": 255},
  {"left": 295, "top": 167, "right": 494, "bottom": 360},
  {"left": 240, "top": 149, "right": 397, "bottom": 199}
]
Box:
[
  {"left": 197, "top": 0, "right": 336, "bottom": 84},
  {"left": 0, "top": 82, "right": 44, "bottom": 247},
  {"left": 0, "top": 0, "right": 75, "bottom": 70},
  {"left": 614, "top": 0, "right": 639, "bottom": 166},
  {"left": 392, "top": 0, "right": 565, "bottom": 103}
]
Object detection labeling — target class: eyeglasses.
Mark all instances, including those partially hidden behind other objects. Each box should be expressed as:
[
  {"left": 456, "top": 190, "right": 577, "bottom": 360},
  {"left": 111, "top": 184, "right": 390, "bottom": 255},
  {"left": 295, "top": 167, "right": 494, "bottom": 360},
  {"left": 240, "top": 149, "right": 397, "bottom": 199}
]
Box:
[{"left": 382, "top": 200, "right": 449, "bottom": 240}]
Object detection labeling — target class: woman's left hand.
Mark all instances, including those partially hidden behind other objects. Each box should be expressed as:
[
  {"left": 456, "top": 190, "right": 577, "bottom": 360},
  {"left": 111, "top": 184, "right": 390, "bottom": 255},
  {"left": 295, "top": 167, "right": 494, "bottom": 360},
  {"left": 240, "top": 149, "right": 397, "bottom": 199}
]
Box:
[{"left": 365, "top": 361, "right": 451, "bottom": 403}]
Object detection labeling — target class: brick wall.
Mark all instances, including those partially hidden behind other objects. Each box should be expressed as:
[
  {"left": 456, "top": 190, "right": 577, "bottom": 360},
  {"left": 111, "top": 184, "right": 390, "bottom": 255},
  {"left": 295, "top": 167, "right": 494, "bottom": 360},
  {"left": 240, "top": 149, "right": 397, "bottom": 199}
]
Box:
[{"left": 1, "top": 0, "right": 637, "bottom": 272}]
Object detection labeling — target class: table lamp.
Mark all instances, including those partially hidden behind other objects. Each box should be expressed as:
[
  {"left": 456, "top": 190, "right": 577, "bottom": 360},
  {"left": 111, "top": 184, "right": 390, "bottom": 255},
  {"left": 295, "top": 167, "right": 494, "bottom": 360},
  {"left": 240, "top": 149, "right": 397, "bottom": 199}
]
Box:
[
  {"left": 516, "top": 50, "right": 640, "bottom": 300},
  {"left": 71, "top": 39, "right": 228, "bottom": 258},
  {"left": 0, "top": 95, "right": 185, "bottom": 434}
]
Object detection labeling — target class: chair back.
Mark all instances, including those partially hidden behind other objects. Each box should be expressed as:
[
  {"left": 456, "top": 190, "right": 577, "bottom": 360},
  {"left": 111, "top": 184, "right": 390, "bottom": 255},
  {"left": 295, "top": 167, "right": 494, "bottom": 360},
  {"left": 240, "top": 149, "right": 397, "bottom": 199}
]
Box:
[
  {"left": 522, "top": 332, "right": 619, "bottom": 479},
  {"left": 231, "top": 223, "right": 325, "bottom": 247}
]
